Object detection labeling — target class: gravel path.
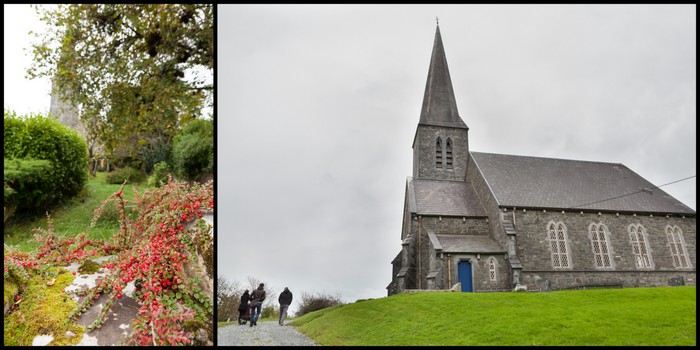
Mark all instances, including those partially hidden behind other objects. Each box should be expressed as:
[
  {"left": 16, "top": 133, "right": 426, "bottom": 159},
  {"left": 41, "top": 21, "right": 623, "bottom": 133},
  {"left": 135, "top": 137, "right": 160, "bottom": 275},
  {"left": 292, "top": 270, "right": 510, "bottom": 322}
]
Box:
[{"left": 217, "top": 321, "right": 319, "bottom": 346}]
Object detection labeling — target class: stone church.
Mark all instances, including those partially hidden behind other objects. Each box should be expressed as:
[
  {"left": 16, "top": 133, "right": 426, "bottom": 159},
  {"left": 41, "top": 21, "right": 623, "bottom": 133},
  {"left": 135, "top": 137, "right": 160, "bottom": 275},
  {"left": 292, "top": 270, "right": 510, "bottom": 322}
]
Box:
[{"left": 388, "top": 25, "right": 696, "bottom": 295}]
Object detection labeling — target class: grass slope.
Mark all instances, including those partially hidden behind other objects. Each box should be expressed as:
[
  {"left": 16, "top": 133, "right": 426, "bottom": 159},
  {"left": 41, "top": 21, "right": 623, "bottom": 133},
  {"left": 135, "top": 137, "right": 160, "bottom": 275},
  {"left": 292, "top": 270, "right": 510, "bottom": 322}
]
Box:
[
  {"left": 291, "top": 286, "right": 696, "bottom": 346},
  {"left": 4, "top": 172, "right": 149, "bottom": 252}
]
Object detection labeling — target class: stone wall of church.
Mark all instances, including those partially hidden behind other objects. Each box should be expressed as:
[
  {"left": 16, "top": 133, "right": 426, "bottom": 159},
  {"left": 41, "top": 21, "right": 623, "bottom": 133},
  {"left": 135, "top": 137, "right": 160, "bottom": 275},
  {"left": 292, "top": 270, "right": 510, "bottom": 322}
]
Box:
[
  {"left": 521, "top": 270, "right": 696, "bottom": 291},
  {"left": 466, "top": 156, "right": 512, "bottom": 254},
  {"left": 471, "top": 254, "right": 511, "bottom": 291},
  {"left": 510, "top": 209, "right": 696, "bottom": 289},
  {"left": 426, "top": 253, "right": 511, "bottom": 291},
  {"left": 420, "top": 216, "right": 490, "bottom": 236},
  {"left": 401, "top": 185, "right": 412, "bottom": 240},
  {"left": 413, "top": 216, "right": 492, "bottom": 290},
  {"left": 413, "top": 126, "right": 469, "bottom": 181}
]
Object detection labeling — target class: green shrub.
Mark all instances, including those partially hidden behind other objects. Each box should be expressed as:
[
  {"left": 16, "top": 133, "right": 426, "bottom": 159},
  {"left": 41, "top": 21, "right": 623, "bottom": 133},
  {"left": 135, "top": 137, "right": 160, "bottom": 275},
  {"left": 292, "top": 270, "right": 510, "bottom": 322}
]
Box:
[
  {"left": 171, "top": 119, "right": 213, "bottom": 181},
  {"left": 3, "top": 158, "right": 53, "bottom": 221},
  {"left": 3, "top": 110, "right": 88, "bottom": 214},
  {"left": 93, "top": 200, "right": 120, "bottom": 225},
  {"left": 140, "top": 137, "right": 172, "bottom": 175},
  {"left": 3, "top": 113, "right": 24, "bottom": 156},
  {"left": 148, "top": 161, "right": 172, "bottom": 187},
  {"left": 296, "top": 292, "right": 344, "bottom": 317},
  {"left": 104, "top": 166, "right": 146, "bottom": 184}
]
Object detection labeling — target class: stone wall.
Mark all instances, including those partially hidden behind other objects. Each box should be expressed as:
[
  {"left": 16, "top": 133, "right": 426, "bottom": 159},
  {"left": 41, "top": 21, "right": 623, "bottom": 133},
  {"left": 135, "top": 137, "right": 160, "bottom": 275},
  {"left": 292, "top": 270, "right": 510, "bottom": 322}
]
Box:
[
  {"left": 510, "top": 209, "right": 696, "bottom": 289},
  {"left": 466, "top": 157, "right": 511, "bottom": 253},
  {"left": 414, "top": 216, "right": 499, "bottom": 290},
  {"left": 420, "top": 216, "right": 490, "bottom": 236},
  {"left": 429, "top": 253, "right": 511, "bottom": 292},
  {"left": 521, "top": 270, "right": 696, "bottom": 291}
]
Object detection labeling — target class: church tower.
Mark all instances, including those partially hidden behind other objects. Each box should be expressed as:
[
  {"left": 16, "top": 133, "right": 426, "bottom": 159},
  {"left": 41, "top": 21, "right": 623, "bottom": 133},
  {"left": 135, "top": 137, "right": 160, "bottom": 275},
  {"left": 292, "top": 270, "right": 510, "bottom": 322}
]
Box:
[
  {"left": 49, "top": 78, "right": 83, "bottom": 135},
  {"left": 412, "top": 24, "right": 469, "bottom": 182}
]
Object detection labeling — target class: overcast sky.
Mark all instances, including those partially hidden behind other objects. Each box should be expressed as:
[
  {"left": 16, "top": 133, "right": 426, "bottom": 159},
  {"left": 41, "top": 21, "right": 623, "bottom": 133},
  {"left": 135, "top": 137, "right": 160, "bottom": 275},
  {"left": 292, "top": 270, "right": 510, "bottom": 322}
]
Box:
[
  {"left": 218, "top": 4, "right": 695, "bottom": 315},
  {"left": 3, "top": 4, "right": 54, "bottom": 116}
]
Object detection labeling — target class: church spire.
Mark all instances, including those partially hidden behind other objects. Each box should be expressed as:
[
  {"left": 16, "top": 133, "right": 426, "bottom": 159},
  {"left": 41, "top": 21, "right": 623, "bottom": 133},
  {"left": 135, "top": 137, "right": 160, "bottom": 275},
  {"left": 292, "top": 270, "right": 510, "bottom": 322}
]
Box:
[{"left": 419, "top": 24, "right": 468, "bottom": 130}]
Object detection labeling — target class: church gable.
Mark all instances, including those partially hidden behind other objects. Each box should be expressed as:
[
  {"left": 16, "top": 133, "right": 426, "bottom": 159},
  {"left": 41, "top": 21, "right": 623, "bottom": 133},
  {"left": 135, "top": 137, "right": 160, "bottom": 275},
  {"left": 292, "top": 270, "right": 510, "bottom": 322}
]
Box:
[{"left": 470, "top": 151, "right": 695, "bottom": 215}]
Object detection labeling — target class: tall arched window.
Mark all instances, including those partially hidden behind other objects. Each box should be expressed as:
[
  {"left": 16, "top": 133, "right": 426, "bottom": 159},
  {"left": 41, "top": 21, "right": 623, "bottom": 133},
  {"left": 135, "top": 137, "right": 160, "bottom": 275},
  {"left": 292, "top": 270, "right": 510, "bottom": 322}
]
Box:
[
  {"left": 666, "top": 225, "right": 691, "bottom": 268},
  {"left": 488, "top": 257, "right": 497, "bottom": 282},
  {"left": 445, "top": 138, "right": 453, "bottom": 170},
  {"left": 435, "top": 137, "right": 443, "bottom": 168},
  {"left": 629, "top": 224, "right": 653, "bottom": 269},
  {"left": 590, "top": 223, "right": 613, "bottom": 268},
  {"left": 548, "top": 222, "right": 571, "bottom": 268}
]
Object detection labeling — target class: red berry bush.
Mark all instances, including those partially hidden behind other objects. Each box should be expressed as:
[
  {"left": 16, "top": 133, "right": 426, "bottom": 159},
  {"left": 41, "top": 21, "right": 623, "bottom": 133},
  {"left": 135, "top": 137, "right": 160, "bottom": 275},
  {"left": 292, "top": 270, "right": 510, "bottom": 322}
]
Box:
[{"left": 6, "top": 177, "right": 214, "bottom": 346}]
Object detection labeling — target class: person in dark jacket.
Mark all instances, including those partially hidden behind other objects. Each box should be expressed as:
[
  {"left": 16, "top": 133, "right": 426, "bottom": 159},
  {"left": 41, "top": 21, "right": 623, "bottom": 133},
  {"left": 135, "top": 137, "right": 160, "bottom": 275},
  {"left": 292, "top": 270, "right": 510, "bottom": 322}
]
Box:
[
  {"left": 238, "top": 290, "right": 250, "bottom": 325},
  {"left": 248, "top": 283, "right": 266, "bottom": 327},
  {"left": 278, "top": 287, "right": 293, "bottom": 326}
]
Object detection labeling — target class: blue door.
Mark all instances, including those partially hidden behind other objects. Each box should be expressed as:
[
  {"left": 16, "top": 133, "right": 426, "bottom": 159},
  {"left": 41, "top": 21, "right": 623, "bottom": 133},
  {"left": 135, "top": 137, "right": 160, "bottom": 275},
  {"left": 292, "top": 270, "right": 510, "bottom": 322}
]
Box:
[{"left": 458, "top": 261, "right": 473, "bottom": 292}]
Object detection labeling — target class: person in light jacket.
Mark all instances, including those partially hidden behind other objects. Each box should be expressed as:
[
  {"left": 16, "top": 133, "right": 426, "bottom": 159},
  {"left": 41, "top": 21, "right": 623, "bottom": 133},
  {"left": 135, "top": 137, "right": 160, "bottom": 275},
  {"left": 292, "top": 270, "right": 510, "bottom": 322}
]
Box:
[{"left": 278, "top": 287, "right": 293, "bottom": 326}]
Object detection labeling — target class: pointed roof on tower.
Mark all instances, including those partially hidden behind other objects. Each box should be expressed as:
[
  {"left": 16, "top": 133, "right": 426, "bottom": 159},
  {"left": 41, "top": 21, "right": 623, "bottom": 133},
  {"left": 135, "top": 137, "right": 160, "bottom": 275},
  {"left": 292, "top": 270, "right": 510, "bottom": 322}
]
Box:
[{"left": 419, "top": 24, "right": 468, "bottom": 130}]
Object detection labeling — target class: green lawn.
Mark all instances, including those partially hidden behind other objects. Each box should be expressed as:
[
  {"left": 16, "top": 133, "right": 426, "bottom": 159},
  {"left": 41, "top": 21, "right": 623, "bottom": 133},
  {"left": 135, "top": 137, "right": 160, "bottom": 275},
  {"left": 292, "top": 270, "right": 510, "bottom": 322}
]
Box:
[
  {"left": 3, "top": 172, "right": 150, "bottom": 252},
  {"left": 291, "top": 286, "right": 696, "bottom": 346}
]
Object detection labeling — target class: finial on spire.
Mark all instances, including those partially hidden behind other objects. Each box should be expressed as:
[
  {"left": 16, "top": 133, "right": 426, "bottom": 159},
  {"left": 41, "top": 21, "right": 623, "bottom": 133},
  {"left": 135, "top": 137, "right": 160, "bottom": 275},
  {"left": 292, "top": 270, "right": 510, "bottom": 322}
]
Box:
[{"left": 436, "top": 16, "right": 439, "bottom": 25}]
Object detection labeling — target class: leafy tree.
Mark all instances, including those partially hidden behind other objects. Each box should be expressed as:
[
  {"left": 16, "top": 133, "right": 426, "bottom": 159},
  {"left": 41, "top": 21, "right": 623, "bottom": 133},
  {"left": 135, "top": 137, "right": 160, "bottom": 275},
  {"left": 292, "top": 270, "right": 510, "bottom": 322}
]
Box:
[
  {"left": 171, "top": 118, "right": 213, "bottom": 181},
  {"left": 27, "top": 4, "right": 213, "bottom": 166},
  {"left": 217, "top": 275, "right": 240, "bottom": 322}
]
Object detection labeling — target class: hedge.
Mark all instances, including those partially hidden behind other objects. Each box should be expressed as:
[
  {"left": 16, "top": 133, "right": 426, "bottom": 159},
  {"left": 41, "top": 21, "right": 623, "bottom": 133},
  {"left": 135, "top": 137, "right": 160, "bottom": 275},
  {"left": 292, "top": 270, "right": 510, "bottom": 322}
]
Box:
[{"left": 3, "top": 111, "right": 88, "bottom": 214}]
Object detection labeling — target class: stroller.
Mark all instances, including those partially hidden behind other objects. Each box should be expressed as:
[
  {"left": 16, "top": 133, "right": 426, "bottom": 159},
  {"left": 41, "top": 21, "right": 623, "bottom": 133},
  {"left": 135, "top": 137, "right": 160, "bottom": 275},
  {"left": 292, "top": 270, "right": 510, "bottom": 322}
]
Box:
[{"left": 238, "top": 305, "right": 251, "bottom": 325}]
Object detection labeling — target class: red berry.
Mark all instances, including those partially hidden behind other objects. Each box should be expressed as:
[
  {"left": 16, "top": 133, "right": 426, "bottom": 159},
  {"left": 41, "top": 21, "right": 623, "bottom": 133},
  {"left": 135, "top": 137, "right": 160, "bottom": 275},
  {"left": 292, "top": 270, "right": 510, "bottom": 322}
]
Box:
[
  {"left": 72, "top": 271, "right": 77, "bottom": 276},
  {"left": 116, "top": 293, "right": 122, "bottom": 299}
]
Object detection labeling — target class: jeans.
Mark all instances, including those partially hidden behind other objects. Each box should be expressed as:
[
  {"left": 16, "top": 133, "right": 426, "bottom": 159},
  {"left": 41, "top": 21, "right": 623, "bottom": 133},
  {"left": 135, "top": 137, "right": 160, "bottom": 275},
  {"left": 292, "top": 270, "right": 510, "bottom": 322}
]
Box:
[
  {"left": 279, "top": 304, "right": 290, "bottom": 325},
  {"left": 250, "top": 303, "right": 262, "bottom": 325}
]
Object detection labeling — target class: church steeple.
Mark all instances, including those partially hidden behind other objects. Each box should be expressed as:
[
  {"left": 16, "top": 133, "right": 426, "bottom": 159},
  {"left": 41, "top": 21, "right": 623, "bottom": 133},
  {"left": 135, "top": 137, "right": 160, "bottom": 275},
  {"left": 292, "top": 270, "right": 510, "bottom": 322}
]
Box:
[
  {"left": 419, "top": 24, "right": 468, "bottom": 130},
  {"left": 412, "top": 24, "right": 470, "bottom": 182}
]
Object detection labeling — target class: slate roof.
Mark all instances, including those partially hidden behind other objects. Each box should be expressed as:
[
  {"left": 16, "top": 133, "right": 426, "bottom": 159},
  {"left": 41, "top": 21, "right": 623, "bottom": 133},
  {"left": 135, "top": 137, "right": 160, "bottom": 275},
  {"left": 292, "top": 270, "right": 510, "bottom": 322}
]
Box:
[
  {"left": 408, "top": 177, "right": 487, "bottom": 217},
  {"left": 431, "top": 232, "right": 505, "bottom": 254},
  {"left": 418, "top": 25, "right": 468, "bottom": 130},
  {"left": 470, "top": 151, "right": 695, "bottom": 215}
]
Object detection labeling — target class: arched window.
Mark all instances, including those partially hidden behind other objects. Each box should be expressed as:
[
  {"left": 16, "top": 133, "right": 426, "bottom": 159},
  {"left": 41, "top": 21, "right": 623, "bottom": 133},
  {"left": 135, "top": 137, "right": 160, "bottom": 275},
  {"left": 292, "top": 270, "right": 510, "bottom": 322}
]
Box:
[
  {"left": 589, "top": 223, "right": 613, "bottom": 268},
  {"left": 445, "top": 138, "right": 453, "bottom": 170},
  {"left": 435, "top": 137, "right": 443, "bottom": 168},
  {"left": 488, "top": 257, "right": 497, "bottom": 282},
  {"left": 547, "top": 221, "right": 571, "bottom": 268},
  {"left": 666, "top": 225, "right": 691, "bottom": 268},
  {"left": 629, "top": 224, "right": 653, "bottom": 269}
]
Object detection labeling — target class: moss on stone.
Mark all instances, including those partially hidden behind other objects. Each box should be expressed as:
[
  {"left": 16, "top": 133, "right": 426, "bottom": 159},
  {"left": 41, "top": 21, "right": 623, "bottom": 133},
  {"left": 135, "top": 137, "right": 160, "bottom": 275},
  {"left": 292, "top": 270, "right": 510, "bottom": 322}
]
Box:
[
  {"left": 193, "top": 219, "right": 213, "bottom": 278},
  {"left": 3, "top": 267, "right": 84, "bottom": 346},
  {"left": 4, "top": 280, "right": 19, "bottom": 314},
  {"left": 78, "top": 259, "right": 101, "bottom": 274}
]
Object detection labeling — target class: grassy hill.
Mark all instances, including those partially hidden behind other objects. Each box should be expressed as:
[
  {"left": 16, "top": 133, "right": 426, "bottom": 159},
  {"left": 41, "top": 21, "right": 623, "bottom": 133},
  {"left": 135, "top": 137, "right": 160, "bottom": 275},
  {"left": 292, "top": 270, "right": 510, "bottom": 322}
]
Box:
[{"left": 290, "top": 286, "right": 696, "bottom": 346}]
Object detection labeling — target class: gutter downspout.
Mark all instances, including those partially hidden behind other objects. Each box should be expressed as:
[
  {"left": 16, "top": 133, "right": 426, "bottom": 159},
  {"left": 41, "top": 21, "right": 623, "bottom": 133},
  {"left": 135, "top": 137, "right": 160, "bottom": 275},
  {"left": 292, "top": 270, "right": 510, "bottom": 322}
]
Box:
[
  {"left": 447, "top": 253, "right": 451, "bottom": 288},
  {"left": 417, "top": 215, "right": 422, "bottom": 290}
]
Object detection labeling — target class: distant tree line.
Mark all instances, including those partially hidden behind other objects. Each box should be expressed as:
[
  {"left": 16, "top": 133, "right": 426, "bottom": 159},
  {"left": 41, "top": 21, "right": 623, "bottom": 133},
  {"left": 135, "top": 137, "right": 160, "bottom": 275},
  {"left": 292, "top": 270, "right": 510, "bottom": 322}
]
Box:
[{"left": 216, "top": 275, "right": 345, "bottom": 322}]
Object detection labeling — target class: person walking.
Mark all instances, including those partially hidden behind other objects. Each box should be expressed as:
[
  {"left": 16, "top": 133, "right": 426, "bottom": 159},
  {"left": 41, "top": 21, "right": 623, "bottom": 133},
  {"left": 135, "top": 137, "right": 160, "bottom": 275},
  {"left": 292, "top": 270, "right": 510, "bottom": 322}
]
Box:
[
  {"left": 237, "top": 290, "right": 250, "bottom": 325},
  {"left": 278, "top": 287, "right": 293, "bottom": 326},
  {"left": 249, "top": 283, "right": 266, "bottom": 327}
]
